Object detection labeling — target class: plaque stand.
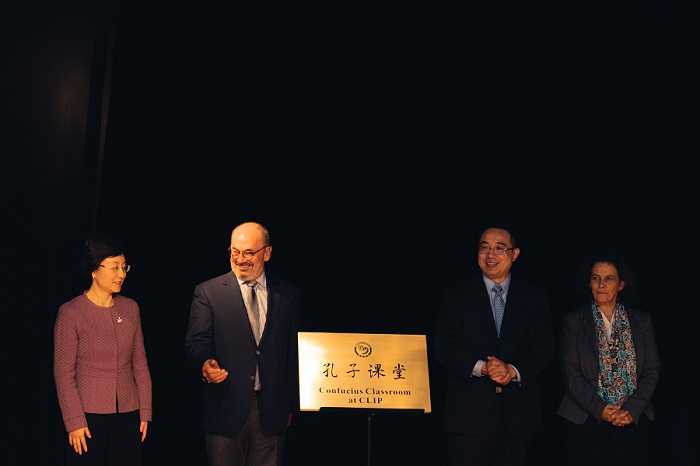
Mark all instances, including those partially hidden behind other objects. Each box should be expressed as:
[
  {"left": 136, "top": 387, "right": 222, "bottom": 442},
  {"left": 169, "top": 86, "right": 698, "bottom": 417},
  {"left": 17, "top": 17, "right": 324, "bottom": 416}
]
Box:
[
  {"left": 319, "top": 407, "right": 424, "bottom": 466},
  {"left": 366, "top": 411, "right": 373, "bottom": 466},
  {"left": 299, "top": 332, "right": 431, "bottom": 465}
]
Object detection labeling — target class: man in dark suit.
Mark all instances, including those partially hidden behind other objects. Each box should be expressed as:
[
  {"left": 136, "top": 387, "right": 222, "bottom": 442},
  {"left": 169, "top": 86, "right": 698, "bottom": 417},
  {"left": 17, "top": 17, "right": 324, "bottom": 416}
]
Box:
[
  {"left": 185, "top": 221, "right": 301, "bottom": 466},
  {"left": 434, "top": 225, "right": 554, "bottom": 466}
]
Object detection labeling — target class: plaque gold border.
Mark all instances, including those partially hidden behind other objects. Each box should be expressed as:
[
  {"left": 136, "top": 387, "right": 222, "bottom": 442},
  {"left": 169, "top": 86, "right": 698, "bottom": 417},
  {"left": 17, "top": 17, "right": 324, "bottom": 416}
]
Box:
[{"left": 297, "top": 332, "right": 431, "bottom": 413}]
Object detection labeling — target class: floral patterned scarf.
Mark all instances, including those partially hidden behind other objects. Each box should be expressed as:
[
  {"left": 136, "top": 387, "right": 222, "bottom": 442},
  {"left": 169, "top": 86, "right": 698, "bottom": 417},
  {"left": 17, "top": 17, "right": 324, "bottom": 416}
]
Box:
[{"left": 592, "top": 302, "right": 637, "bottom": 405}]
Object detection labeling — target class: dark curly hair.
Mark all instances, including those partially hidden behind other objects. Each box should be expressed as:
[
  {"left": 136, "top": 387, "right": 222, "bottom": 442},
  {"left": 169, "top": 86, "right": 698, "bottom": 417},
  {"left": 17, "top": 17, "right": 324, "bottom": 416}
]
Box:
[{"left": 574, "top": 250, "right": 638, "bottom": 306}]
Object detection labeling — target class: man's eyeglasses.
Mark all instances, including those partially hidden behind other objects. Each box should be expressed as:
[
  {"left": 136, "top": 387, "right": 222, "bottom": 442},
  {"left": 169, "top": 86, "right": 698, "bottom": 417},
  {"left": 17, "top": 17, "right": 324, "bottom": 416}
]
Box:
[
  {"left": 478, "top": 245, "right": 515, "bottom": 255},
  {"left": 229, "top": 245, "right": 268, "bottom": 260},
  {"left": 99, "top": 264, "right": 131, "bottom": 273}
]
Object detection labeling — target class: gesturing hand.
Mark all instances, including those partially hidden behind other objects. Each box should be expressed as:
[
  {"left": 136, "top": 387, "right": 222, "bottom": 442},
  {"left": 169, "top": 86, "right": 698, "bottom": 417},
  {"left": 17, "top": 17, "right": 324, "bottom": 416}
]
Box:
[{"left": 202, "top": 358, "right": 229, "bottom": 384}]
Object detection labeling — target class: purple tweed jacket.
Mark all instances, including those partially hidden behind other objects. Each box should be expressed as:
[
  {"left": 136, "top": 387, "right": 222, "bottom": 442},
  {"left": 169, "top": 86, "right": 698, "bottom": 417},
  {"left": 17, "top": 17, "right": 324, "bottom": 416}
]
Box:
[{"left": 54, "top": 293, "right": 152, "bottom": 432}]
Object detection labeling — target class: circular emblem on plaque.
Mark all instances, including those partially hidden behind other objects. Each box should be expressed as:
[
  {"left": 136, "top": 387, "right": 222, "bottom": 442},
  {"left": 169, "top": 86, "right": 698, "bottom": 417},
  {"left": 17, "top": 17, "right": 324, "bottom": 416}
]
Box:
[{"left": 354, "top": 341, "right": 372, "bottom": 357}]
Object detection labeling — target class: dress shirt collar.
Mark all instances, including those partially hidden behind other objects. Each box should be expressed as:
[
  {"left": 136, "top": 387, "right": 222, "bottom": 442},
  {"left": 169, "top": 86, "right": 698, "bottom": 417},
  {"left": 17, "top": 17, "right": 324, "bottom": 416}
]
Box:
[{"left": 482, "top": 274, "right": 511, "bottom": 296}]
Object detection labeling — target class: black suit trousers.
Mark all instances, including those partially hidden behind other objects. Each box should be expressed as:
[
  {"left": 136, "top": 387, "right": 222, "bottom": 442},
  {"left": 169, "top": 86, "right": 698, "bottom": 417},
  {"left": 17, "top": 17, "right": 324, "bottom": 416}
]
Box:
[{"left": 447, "top": 395, "right": 530, "bottom": 466}]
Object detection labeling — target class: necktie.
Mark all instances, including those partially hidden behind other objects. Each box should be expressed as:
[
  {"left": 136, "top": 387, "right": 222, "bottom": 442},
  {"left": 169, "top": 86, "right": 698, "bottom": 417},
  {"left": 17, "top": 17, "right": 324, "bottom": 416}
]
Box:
[
  {"left": 244, "top": 280, "right": 262, "bottom": 390},
  {"left": 492, "top": 283, "right": 505, "bottom": 336},
  {"left": 244, "top": 280, "right": 261, "bottom": 343}
]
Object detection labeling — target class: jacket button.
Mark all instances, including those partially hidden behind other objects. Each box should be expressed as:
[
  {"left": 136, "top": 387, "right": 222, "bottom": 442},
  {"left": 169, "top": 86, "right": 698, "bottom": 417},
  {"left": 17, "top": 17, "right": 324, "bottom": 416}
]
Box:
[
  {"left": 495, "top": 387, "right": 502, "bottom": 394},
  {"left": 255, "top": 350, "right": 261, "bottom": 355},
  {"left": 249, "top": 376, "right": 255, "bottom": 381}
]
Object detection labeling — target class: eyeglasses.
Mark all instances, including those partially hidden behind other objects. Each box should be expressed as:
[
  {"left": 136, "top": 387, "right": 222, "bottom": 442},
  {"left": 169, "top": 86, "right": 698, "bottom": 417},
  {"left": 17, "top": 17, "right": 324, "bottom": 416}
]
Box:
[
  {"left": 478, "top": 245, "right": 516, "bottom": 255},
  {"left": 99, "top": 264, "right": 131, "bottom": 273},
  {"left": 228, "top": 245, "right": 268, "bottom": 260}
]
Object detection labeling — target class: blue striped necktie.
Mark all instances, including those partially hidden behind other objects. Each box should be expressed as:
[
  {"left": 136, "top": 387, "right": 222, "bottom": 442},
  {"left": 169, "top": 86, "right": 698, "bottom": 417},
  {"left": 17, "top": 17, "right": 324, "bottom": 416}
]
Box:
[{"left": 492, "top": 283, "right": 505, "bottom": 336}]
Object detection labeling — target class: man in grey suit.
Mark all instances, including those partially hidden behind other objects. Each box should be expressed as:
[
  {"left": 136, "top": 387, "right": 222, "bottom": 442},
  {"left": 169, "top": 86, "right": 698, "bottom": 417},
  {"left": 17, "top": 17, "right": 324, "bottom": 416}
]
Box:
[
  {"left": 185, "top": 222, "right": 301, "bottom": 466},
  {"left": 434, "top": 225, "right": 554, "bottom": 466}
]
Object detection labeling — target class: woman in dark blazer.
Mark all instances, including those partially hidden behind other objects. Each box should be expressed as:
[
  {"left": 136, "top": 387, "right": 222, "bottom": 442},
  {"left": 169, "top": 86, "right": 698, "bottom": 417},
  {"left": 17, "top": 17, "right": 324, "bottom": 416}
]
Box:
[{"left": 557, "top": 251, "right": 660, "bottom": 466}]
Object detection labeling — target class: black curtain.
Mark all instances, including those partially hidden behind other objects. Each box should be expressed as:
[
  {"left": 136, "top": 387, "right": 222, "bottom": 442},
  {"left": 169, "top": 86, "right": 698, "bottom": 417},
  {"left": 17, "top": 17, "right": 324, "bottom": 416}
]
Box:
[{"left": 7, "top": 1, "right": 699, "bottom": 465}]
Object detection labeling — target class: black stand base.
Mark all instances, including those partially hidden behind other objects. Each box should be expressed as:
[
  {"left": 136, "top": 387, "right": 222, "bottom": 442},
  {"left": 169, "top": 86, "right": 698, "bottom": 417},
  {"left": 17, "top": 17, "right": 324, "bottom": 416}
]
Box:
[{"left": 318, "top": 408, "right": 425, "bottom": 466}]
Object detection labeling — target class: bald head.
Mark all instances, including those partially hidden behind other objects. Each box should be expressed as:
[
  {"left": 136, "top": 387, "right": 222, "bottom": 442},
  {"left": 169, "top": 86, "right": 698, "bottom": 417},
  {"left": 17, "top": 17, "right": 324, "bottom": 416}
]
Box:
[{"left": 229, "top": 222, "right": 272, "bottom": 281}]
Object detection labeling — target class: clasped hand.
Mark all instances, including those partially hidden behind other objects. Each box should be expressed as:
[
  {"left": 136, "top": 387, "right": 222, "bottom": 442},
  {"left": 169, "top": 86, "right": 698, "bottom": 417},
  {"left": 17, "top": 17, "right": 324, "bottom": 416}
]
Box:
[
  {"left": 602, "top": 404, "right": 633, "bottom": 426},
  {"left": 483, "top": 356, "right": 515, "bottom": 385}
]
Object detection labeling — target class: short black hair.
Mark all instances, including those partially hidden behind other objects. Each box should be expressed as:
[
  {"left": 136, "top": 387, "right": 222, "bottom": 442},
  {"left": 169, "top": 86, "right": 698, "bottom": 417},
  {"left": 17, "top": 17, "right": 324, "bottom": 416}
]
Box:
[
  {"left": 479, "top": 222, "right": 518, "bottom": 248},
  {"left": 80, "top": 233, "right": 126, "bottom": 277}
]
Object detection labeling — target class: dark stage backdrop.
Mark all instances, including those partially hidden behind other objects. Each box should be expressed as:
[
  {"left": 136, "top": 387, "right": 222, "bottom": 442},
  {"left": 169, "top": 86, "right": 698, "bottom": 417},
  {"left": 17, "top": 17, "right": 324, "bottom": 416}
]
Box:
[{"left": 8, "top": 1, "right": 699, "bottom": 465}]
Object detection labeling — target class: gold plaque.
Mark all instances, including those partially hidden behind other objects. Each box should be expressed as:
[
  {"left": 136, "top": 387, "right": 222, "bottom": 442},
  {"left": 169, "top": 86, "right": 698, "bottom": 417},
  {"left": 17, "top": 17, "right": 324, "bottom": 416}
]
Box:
[{"left": 298, "top": 332, "right": 431, "bottom": 413}]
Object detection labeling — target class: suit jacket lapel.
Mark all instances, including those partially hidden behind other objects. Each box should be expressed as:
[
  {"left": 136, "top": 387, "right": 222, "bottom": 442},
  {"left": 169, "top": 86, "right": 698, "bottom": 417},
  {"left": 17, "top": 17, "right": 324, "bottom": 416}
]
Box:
[
  {"left": 628, "top": 309, "right": 644, "bottom": 364},
  {"left": 582, "top": 307, "right": 598, "bottom": 355},
  {"left": 472, "top": 278, "right": 498, "bottom": 337},
  {"left": 221, "top": 272, "right": 257, "bottom": 344},
  {"left": 261, "top": 276, "right": 281, "bottom": 342}
]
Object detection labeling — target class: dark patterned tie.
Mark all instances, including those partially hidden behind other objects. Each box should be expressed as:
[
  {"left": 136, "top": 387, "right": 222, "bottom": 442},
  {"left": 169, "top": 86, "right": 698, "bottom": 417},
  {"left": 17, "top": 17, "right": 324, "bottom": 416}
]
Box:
[{"left": 492, "top": 283, "right": 505, "bottom": 336}]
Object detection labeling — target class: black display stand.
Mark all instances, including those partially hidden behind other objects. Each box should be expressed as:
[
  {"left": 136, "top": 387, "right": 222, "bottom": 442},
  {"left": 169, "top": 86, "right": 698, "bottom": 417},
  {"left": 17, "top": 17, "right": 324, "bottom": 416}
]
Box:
[{"left": 319, "top": 407, "right": 425, "bottom": 466}]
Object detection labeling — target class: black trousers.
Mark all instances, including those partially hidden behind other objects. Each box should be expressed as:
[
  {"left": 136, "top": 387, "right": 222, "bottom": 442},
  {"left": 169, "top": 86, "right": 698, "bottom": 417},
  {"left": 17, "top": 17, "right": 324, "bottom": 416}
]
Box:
[
  {"left": 447, "top": 395, "right": 531, "bottom": 466},
  {"left": 65, "top": 410, "right": 142, "bottom": 466},
  {"left": 562, "top": 414, "right": 652, "bottom": 466}
]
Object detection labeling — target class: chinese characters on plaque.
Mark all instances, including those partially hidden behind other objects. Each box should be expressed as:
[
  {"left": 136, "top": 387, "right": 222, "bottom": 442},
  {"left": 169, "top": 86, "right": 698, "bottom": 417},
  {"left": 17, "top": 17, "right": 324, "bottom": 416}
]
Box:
[{"left": 298, "top": 332, "right": 431, "bottom": 412}]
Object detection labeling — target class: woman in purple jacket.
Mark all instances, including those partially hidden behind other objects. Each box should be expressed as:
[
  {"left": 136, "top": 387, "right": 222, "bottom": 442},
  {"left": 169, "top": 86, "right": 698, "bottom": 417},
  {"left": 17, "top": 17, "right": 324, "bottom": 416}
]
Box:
[{"left": 54, "top": 234, "right": 152, "bottom": 466}]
